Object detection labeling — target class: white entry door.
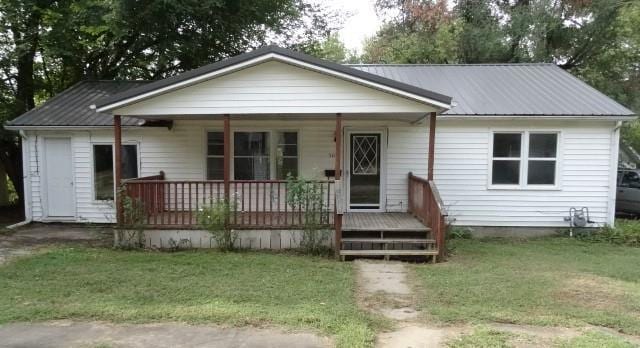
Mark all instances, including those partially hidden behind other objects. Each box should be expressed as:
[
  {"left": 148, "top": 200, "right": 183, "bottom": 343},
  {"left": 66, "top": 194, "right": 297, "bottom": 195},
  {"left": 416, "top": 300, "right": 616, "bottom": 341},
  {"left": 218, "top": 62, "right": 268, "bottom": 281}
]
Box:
[{"left": 44, "top": 138, "right": 75, "bottom": 218}]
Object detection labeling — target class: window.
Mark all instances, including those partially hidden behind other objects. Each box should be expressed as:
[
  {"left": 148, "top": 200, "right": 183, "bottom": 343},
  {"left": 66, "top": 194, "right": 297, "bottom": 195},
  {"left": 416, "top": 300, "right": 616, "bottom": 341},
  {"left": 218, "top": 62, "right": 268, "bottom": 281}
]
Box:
[
  {"left": 491, "top": 132, "right": 558, "bottom": 187},
  {"left": 234, "top": 132, "right": 270, "bottom": 180},
  {"left": 492, "top": 133, "right": 521, "bottom": 185},
  {"left": 621, "top": 171, "right": 640, "bottom": 188},
  {"left": 93, "top": 144, "right": 138, "bottom": 200},
  {"left": 527, "top": 133, "right": 557, "bottom": 185},
  {"left": 206, "top": 132, "right": 224, "bottom": 180},
  {"left": 206, "top": 130, "right": 299, "bottom": 180},
  {"left": 276, "top": 131, "right": 298, "bottom": 179}
]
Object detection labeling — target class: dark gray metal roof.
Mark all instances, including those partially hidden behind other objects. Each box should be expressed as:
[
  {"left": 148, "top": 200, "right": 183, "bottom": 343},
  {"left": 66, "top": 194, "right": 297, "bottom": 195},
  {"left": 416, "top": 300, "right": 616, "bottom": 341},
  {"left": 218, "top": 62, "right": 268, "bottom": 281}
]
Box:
[
  {"left": 6, "top": 54, "right": 635, "bottom": 128},
  {"left": 7, "top": 80, "right": 148, "bottom": 127},
  {"left": 94, "top": 45, "right": 452, "bottom": 110},
  {"left": 351, "top": 63, "right": 635, "bottom": 116}
]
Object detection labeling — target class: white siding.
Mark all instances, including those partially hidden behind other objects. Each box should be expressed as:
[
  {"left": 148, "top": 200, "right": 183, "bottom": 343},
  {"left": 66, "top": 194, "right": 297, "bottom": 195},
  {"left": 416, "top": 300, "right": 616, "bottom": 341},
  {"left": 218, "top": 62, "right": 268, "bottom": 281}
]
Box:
[
  {"left": 24, "top": 118, "right": 618, "bottom": 228},
  {"left": 114, "top": 61, "right": 436, "bottom": 115},
  {"left": 434, "top": 120, "right": 617, "bottom": 227}
]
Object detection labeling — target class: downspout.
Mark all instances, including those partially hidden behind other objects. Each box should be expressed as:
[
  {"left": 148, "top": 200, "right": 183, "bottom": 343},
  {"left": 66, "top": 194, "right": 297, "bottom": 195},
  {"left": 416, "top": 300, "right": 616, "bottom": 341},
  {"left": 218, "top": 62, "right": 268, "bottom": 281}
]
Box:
[
  {"left": 607, "top": 121, "right": 622, "bottom": 228},
  {"left": 7, "top": 130, "right": 33, "bottom": 229}
]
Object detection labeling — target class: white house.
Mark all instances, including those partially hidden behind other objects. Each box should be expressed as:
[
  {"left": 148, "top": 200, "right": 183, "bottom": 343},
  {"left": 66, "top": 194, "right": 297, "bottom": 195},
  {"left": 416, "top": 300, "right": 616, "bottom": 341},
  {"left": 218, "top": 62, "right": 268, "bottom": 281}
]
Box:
[{"left": 5, "top": 46, "right": 635, "bottom": 259}]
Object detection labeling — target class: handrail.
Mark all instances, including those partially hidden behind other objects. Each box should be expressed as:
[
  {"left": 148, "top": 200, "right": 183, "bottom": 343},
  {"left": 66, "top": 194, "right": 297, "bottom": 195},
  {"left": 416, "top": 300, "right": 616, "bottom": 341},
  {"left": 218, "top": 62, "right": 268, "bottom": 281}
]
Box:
[{"left": 407, "top": 172, "right": 448, "bottom": 261}]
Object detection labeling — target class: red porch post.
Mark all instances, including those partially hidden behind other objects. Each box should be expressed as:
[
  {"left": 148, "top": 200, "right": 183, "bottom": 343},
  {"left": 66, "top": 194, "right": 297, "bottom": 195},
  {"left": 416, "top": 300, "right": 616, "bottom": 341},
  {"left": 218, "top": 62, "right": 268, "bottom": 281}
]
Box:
[
  {"left": 428, "top": 112, "right": 436, "bottom": 181},
  {"left": 334, "top": 113, "right": 343, "bottom": 256},
  {"left": 223, "top": 114, "right": 231, "bottom": 202},
  {"left": 114, "top": 115, "right": 123, "bottom": 224}
]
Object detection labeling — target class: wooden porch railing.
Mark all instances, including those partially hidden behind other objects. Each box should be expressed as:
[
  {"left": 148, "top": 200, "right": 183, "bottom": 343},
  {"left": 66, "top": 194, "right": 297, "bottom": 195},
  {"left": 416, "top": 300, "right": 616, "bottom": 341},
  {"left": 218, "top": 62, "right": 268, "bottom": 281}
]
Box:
[
  {"left": 122, "top": 176, "right": 335, "bottom": 229},
  {"left": 407, "top": 172, "right": 448, "bottom": 260}
]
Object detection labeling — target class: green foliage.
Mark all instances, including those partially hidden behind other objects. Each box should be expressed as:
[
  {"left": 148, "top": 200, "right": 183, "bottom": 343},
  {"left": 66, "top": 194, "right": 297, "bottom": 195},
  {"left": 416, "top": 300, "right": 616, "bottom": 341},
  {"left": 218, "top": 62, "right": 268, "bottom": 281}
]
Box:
[
  {"left": 306, "top": 34, "right": 359, "bottom": 63},
  {"left": 363, "top": 0, "right": 640, "bottom": 115},
  {"left": 0, "top": 248, "right": 379, "bottom": 348},
  {"left": 6, "top": 174, "right": 17, "bottom": 204},
  {"left": 114, "top": 192, "right": 145, "bottom": 249},
  {"left": 446, "top": 327, "right": 511, "bottom": 348},
  {"left": 555, "top": 331, "right": 636, "bottom": 348},
  {"left": 575, "top": 219, "right": 640, "bottom": 247},
  {"left": 447, "top": 226, "right": 472, "bottom": 240},
  {"left": 286, "top": 175, "right": 331, "bottom": 255},
  {"left": 196, "top": 199, "right": 237, "bottom": 251}
]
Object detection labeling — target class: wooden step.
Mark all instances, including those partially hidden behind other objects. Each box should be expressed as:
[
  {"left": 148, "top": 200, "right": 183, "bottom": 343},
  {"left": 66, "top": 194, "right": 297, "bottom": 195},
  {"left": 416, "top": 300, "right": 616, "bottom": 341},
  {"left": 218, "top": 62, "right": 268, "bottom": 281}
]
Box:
[
  {"left": 341, "top": 238, "right": 436, "bottom": 244},
  {"left": 339, "top": 249, "right": 439, "bottom": 256},
  {"left": 342, "top": 226, "right": 430, "bottom": 232}
]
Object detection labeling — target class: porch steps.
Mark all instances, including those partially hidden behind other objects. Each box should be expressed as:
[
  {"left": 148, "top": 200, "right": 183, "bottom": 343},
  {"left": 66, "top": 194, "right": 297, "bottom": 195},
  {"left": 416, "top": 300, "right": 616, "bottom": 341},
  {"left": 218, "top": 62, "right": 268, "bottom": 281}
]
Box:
[
  {"left": 341, "top": 238, "right": 436, "bottom": 244},
  {"left": 340, "top": 249, "right": 439, "bottom": 256},
  {"left": 340, "top": 213, "right": 439, "bottom": 262}
]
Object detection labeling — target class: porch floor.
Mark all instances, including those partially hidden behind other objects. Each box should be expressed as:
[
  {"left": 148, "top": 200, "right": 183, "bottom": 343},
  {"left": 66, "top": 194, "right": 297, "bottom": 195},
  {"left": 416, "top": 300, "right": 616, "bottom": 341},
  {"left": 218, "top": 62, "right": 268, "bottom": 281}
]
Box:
[{"left": 342, "top": 212, "right": 428, "bottom": 232}]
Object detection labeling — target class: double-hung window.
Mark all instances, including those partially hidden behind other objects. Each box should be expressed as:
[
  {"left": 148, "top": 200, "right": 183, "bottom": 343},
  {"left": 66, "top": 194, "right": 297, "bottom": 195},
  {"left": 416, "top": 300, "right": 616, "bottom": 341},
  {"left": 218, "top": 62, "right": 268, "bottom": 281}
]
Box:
[
  {"left": 93, "top": 144, "right": 138, "bottom": 200},
  {"left": 206, "top": 130, "right": 299, "bottom": 180},
  {"left": 491, "top": 131, "right": 558, "bottom": 188}
]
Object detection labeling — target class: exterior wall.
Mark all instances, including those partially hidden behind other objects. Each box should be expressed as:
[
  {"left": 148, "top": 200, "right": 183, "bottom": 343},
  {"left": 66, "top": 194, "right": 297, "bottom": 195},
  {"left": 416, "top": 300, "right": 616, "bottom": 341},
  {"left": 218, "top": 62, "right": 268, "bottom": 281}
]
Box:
[
  {"left": 114, "top": 60, "right": 436, "bottom": 115},
  {"left": 23, "top": 118, "right": 618, "bottom": 229},
  {"left": 435, "top": 119, "right": 618, "bottom": 227}
]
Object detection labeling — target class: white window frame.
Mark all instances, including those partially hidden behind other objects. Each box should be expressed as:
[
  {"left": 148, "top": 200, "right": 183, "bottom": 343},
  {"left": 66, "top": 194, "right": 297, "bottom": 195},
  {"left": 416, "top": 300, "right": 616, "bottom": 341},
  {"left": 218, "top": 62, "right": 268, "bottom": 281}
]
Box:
[
  {"left": 203, "top": 128, "right": 301, "bottom": 180},
  {"left": 91, "top": 142, "right": 140, "bottom": 202},
  {"left": 488, "top": 130, "right": 561, "bottom": 190}
]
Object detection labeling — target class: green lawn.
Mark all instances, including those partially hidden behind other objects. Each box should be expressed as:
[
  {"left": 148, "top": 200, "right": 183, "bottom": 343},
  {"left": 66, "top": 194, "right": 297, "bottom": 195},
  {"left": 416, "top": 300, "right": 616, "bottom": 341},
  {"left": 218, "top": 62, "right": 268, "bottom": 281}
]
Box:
[
  {"left": 0, "top": 248, "right": 379, "bottom": 348},
  {"left": 412, "top": 238, "right": 640, "bottom": 335}
]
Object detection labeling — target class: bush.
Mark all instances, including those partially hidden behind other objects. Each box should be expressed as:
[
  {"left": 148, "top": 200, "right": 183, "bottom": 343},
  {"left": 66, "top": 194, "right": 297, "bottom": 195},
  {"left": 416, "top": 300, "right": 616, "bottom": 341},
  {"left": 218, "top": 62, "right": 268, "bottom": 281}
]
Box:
[
  {"left": 197, "top": 199, "right": 237, "bottom": 251},
  {"left": 286, "top": 175, "right": 331, "bottom": 255},
  {"left": 114, "top": 193, "right": 146, "bottom": 249},
  {"left": 576, "top": 219, "right": 640, "bottom": 247}
]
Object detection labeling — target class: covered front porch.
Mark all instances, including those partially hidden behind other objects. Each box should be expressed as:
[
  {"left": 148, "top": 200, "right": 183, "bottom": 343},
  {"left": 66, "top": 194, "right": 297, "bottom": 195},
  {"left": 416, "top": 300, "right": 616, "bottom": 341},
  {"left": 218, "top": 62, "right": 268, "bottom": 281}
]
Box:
[
  {"left": 114, "top": 114, "right": 446, "bottom": 259},
  {"left": 97, "top": 46, "right": 451, "bottom": 259}
]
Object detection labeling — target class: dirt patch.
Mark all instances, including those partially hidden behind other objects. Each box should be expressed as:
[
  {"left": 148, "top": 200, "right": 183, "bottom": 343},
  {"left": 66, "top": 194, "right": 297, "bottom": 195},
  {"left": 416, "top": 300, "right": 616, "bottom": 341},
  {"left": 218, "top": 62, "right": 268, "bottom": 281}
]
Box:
[
  {"left": 554, "top": 274, "right": 628, "bottom": 311},
  {"left": 0, "top": 320, "right": 330, "bottom": 348},
  {"left": 0, "top": 223, "right": 112, "bottom": 265}
]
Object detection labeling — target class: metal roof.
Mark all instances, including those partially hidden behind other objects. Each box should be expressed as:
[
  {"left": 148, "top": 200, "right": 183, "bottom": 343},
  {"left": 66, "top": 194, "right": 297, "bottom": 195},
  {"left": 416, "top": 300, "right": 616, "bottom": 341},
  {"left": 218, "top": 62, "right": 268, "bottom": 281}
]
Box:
[
  {"left": 7, "top": 80, "right": 148, "bottom": 127},
  {"left": 6, "top": 53, "right": 635, "bottom": 128},
  {"left": 351, "top": 63, "right": 635, "bottom": 116},
  {"left": 94, "top": 45, "right": 452, "bottom": 111}
]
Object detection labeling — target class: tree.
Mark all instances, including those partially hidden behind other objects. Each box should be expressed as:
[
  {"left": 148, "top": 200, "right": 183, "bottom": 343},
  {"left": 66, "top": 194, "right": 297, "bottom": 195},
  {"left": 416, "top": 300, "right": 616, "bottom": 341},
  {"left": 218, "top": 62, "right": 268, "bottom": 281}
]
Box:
[
  {"left": 306, "top": 34, "right": 359, "bottom": 63},
  {"left": 0, "top": 0, "right": 340, "bottom": 210}
]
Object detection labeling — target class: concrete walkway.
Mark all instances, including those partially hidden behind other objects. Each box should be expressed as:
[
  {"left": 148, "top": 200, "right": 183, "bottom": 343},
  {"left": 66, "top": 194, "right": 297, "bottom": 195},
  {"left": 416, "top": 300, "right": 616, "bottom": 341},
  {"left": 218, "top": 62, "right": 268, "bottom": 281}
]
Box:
[
  {"left": 0, "top": 321, "right": 330, "bottom": 348},
  {"left": 355, "top": 260, "right": 461, "bottom": 348}
]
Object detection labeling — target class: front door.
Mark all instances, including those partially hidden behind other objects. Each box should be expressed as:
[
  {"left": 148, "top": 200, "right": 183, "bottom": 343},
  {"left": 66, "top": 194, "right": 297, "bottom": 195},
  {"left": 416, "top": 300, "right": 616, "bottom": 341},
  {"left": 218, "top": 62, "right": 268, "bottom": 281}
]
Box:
[
  {"left": 44, "top": 138, "right": 75, "bottom": 218},
  {"left": 347, "top": 131, "right": 383, "bottom": 211}
]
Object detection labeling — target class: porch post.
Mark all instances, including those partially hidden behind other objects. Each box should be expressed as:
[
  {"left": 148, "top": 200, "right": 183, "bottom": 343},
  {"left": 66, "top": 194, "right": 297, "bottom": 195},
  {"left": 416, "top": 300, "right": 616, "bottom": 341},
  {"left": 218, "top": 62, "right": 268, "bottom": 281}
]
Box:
[
  {"left": 223, "top": 114, "right": 231, "bottom": 202},
  {"left": 428, "top": 112, "right": 436, "bottom": 181},
  {"left": 114, "top": 115, "right": 123, "bottom": 224},
  {"left": 334, "top": 113, "right": 343, "bottom": 256}
]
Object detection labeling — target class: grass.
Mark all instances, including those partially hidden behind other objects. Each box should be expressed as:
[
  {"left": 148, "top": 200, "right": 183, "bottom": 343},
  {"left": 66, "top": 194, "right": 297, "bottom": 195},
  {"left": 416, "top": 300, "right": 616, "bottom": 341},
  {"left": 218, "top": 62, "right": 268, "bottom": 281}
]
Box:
[
  {"left": 412, "top": 237, "right": 640, "bottom": 335},
  {"left": 0, "top": 248, "right": 380, "bottom": 347},
  {"left": 446, "top": 327, "right": 512, "bottom": 348},
  {"left": 555, "top": 331, "right": 636, "bottom": 348}
]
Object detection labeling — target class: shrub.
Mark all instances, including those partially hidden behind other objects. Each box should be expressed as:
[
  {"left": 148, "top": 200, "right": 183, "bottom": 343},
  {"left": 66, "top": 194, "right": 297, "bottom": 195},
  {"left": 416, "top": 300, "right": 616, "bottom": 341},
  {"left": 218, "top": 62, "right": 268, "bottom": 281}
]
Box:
[
  {"left": 114, "top": 192, "right": 146, "bottom": 249},
  {"left": 576, "top": 219, "right": 640, "bottom": 247},
  {"left": 448, "top": 226, "right": 473, "bottom": 240},
  {"left": 197, "top": 199, "right": 237, "bottom": 251},
  {"left": 286, "top": 175, "right": 331, "bottom": 255}
]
